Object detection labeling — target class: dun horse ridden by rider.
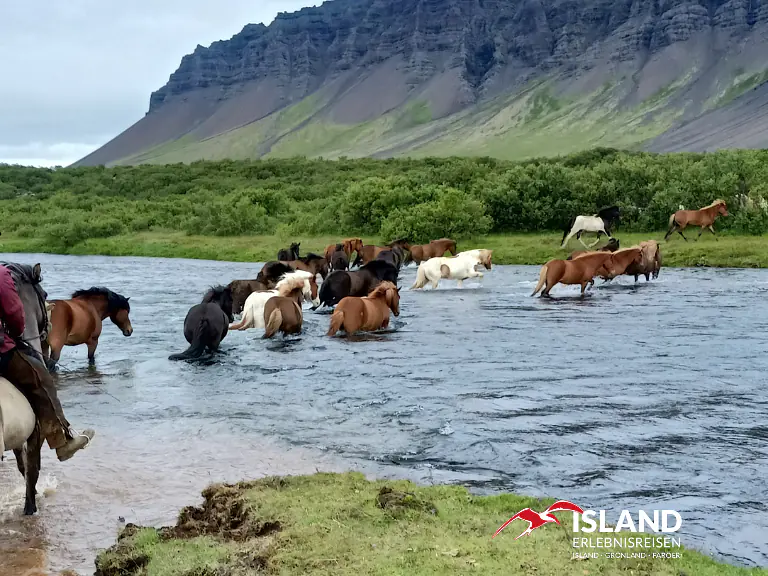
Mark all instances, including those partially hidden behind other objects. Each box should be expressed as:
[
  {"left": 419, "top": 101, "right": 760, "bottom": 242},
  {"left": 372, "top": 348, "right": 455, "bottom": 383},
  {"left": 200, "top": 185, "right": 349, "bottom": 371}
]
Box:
[
  {"left": 277, "top": 242, "right": 300, "bottom": 261},
  {"left": 561, "top": 206, "right": 621, "bottom": 249},
  {"left": 262, "top": 275, "right": 308, "bottom": 338},
  {"left": 44, "top": 287, "right": 133, "bottom": 370},
  {"left": 531, "top": 252, "right": 615, "bottom": 297},
  {"left": 665, "top": 199, "right": 729, "bottom": 241},
  {"left": 327, "top": 281, "right": 400, "bottom": 337},
  {"left": 408, "top": 239, "right": 457, "bottom": 264},
  {"left": 169, "top": 286, "right": 234, "bottom": 360},
  {"left": 0, "top": 264, "right": 94, "bottom": 515}
]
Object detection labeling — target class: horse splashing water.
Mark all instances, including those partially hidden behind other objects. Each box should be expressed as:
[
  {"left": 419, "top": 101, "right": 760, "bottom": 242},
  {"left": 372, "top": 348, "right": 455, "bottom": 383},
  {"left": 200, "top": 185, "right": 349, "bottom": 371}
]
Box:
[
  {"left": 229, "top": 271, "right": 318, "bottom": 331},
  {"left": 623, "top": 240, "right": 662, "bottom": 281},
  {"left": 665, "top": 200, "right": 729, "bottom": 241},
  {"left": 410, "top": 249, "right": 493, "bottom": 290},
  {"left": 263, "top": 275, "right": 308, "bottom": 338},
  {"left": 327, "top": 281, "right": 400, "bottom": 336},
  {"left": 531, "top": 252, "right": 614, "bottom": 297},
  {"left": 561, "top": 206, "right": 620, "bottom": 248},
  {"left": 168, "top": 286, "right": 234, "bottom": 361},
  {"left": 317, "top": 260, "right": 398, "bottom": 308}
]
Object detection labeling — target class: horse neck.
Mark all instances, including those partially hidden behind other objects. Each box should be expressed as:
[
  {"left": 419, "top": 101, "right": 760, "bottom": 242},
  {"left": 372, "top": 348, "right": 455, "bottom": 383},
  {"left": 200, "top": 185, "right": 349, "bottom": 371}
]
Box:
[{"left": 79, "top": 295, "right": 110, "bottom": 319}]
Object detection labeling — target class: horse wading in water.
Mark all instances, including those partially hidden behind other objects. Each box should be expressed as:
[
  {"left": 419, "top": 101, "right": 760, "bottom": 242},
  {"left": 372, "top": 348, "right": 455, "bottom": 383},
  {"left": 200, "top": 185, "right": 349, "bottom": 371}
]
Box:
[
  {"left": 169, "top": 286, "right": 234, "bottom": 360},
  {"left": 281, "top": 253, "right": 329, "bottom": 281},
  {"left": 327, "top": 281, "right": 400, "bottom": 336},
  {"left": 623, "top": 240, "right": 662, "bottom": 281},
  {"left": 595, "top": 247, "right": 644, "bottom": 281},
  {"left": 408, "top": 239, "right": 457, "bottom": 264},
  {"left": 228, "top": 278, "right": 272, "bottom": 316},
  {"left": 531, "top": 252, "right": 614, "bottom": 297},
  {"left": 411, "top": 249, "right": 493, "bottom": 290},
  {"left": 230, "top": 271, "right": 318, "bottom": 331},
  {"left": 561, "top": 206, "right": 620, "bottom": 248},
  {"left": 317, "top": 260, "right": 398, "bottom": 308},
  {"left": 262, "top": 275, "right": 308, "bottom": 338},
  {"left": 44, "top": 287, "right": 132, "bottom": 369},
  {"left": 665, "top": 199, "right": 729, "bottom": 241},
  {"left": 353, "top": 239, "right": 411, "bottom": 267}
]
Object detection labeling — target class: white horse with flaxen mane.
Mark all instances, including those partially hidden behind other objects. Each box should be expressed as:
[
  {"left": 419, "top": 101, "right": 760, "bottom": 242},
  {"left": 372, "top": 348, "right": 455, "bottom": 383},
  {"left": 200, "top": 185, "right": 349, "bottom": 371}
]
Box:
[
  {"left": 410, "top": 249, "right": 493, "bottom": 290},
  {"left": 229, "top": 270, "right": 319, "bottom": 331}
]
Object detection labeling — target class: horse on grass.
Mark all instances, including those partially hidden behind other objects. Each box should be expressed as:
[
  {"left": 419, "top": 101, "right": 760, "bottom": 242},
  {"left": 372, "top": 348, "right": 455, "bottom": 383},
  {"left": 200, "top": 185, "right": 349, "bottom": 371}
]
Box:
[
  {"left": 327, "top": 281, "right": 400, "bottom": 337},
  {"left": 410, "top": 249, "right": 493, "bottom": 290},
  {"left": 263, "top": 276, "right": 308, "bottom": 339},
  {"left": 0, "top": 262, "right": 51, "bottom": 515},
  {"left": 531, "top": 252, "right": 614, "bottom": 297},
  {"left": 624, "top": 240, "right": 662, "bottom": 281},
  {"left": 169, "top": 286, "right": 234, "bottom": 361},
  {"left": 665, "top": 200, "right": 728, "bottom": 241},
  {"left": 281, "top": 253, "right": 329, "bottom": 280},
  {"left": 229, "top": 271, "right": 318, "bottom": 331},
  {"left": 561, "top": 206, "right": 620, "bottom": 248},
  {"left": 353, "top": 239, "right": 411, "bottom": 267},
  {"left": 317, "top": 260, "right": 398, "bottom": 308},
  {"left": 277, "top": 242, "right": 300, "bottom": 261},
  {"left": 408, "top": 239, "right": 457, "bottom": 264},
  {"left": 44, "top": 287, "right": 132, "bottom": 370}
]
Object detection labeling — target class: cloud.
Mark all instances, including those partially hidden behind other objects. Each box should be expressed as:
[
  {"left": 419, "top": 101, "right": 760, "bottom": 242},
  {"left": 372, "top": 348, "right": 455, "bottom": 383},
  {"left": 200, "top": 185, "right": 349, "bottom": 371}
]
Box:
[{"left": 1, "top": 0, "right": 313, "bottom": 166}]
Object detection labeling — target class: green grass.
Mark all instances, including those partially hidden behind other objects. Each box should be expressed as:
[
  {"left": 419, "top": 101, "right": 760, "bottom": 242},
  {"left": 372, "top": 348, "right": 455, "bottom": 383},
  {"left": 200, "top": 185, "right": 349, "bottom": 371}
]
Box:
[
  {"left": 717, "top": 70, "right": 768, "bottom": 108},
  {"left": 3, "top": 231, "right": 768, "bottom": 268},
  {"left": 94, "top": 472, "right": 766, "bottom": 576}
]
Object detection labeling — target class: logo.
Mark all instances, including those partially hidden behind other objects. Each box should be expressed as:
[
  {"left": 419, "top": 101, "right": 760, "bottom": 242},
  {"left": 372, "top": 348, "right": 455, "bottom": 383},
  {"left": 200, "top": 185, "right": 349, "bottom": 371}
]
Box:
[{"left": 493, "top": 500, "right": 584, "bottom": 540}]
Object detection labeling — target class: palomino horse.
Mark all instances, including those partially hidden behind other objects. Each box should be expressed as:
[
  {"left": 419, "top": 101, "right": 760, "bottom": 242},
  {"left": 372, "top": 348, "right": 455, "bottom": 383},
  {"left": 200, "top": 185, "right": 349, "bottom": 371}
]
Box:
[
  {"left": 44, "top": 287, "right": 133, "bottom": 370},
  {"left": 665, "top": 199, "right": 728, "bottom": 241},
  {"left": 0, "top": 263, "right": 51, "bottom": 515},
  {"left": 327, "top": 281, "right": 400, "bottom": 336},
  {"left": 281, "top": 253, "right": 329, "bottom": 280},
  {"left": 408, "top": 239, "right": 457, "bottom": 264},
  {"left": 317, "top": 261, "right": 398, "bottom": 308},
  {"left": 561, "top": 206, "right": 620, "bottom": 248},
  {"left": 263, "top": 276, "right": 307, "bottom": 338},
  {"left": 531, "top": 252, "right": 615, "bottom": 297},
  {"left": 277, "top": 242, "right": 300, "bottom": 261},
  {"left": 229, "top": 271, "right": 318, "bottom": 331},
  {"left": 410, "top": 249, "right": 493, "bottom": 290},
  {"left": 624, "top": 240, "right": 662, "bottom": 281},
  {"left": 169, "top": 286, "right": 234, "bottom": 360},
  {"left": 353, "top": 239, "right": 411, "bottom": 267}
]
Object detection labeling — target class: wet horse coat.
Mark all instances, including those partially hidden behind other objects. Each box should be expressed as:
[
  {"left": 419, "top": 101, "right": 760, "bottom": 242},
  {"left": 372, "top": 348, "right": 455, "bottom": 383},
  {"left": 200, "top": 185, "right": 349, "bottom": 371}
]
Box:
[
  {"left": 327, "top": 281, "right": 400, "bottom": 336},
  {"left": 263, "top": 277, "right": 307, "bottom": 338},
  {"left": 410, "top": 249, "right": 493, "bottom": 290},
  {"left": 531, "top": 252, "right": 614, "bottom": 297},
  {"left": 408, "top": 239, "right": 457, "bottom": 264},
  {"left": 169, "top": 286, "right": 234, "bottom": 360}
]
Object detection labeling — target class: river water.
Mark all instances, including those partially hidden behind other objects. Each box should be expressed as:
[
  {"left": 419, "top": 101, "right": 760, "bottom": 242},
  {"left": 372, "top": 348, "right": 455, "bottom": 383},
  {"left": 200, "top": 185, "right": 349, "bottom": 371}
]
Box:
[{"left": 0, "top": 253, "right": 766, "bottom": 574}]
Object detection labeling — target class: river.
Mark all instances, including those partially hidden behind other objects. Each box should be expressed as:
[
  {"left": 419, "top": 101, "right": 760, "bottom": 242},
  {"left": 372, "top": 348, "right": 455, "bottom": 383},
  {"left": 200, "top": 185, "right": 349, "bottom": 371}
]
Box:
[{"left": 0, "top": 253, "right": 766, "bottom": 574}]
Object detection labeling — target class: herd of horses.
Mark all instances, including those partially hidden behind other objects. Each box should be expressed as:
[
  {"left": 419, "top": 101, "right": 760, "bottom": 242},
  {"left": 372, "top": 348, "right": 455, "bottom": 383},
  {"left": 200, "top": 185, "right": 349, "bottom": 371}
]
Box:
[{"left": 0, "top": 198, "right": 729, "bottom": 517}]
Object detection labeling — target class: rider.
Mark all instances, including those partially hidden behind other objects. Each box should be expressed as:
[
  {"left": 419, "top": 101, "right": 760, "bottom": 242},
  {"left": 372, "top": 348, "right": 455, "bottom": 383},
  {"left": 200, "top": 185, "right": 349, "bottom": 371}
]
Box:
[{"left": 0, "top": 265, "right": 94, "bottom": 461}]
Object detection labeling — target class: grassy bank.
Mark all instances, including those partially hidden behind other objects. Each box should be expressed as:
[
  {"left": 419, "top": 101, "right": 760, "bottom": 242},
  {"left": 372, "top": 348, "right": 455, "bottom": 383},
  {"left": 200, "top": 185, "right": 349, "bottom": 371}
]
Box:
[
  {"left": 94, "top": 472, "right": 765, "bottom": 576},
  {"left": 2, "top": 231, "right": 768, "bottom": 268}
]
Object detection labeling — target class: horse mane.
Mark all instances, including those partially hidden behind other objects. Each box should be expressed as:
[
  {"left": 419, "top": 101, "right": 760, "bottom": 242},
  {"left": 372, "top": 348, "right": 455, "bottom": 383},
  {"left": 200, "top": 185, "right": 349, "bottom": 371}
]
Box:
[
  {"left": 299, "top": 252, "right": 325, "bottom": 263},
  {"left": 276, "top": 274, "right": 307, "bottom": 296},
  {"left": 703, "top": 199, "right": 726, "bottom": 209},
  {"left": 202, "top": 285, "right": 230, "bottom": 304},
  {"left": 72, "top": 287, "right": 130, "bottom": 312},
  {"left": 388, "top": 238, "right": 409, "bottom": 246},
  {"left": 596, "top": 205, "right": 620, "bottom": 219},
  {"left": 368, "top": 281, "right": 396, "bottom": 299}
]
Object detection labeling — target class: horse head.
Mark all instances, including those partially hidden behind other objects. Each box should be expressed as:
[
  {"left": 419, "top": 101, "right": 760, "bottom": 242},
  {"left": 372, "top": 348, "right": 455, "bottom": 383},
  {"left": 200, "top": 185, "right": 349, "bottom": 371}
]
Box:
[
  {"left": 479, "top": 249, "right": 493, "bottom": 270},
  {"left": 716, "top": 200, "right": 729, "bottom": 217},
  {"left": 204, "top": 285, "right": 234, "bottom": 322}
]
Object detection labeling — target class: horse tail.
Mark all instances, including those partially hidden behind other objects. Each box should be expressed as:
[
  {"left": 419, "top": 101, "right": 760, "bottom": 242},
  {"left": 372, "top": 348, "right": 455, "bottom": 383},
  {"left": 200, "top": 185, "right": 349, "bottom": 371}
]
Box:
[
  {"left": 664, "top": 213, "right": 677, "bottom": 239},
  {"left": 168, "top": 318, "right": 209, "bottom": 360},
  {"left": 410, "top": 263, "right": 428, "bottom": 290},
  {"left": 264, "top": 308, "right": 282, "bottom": 339},
  {"left": 229, "top": 306, "right": 252, "bottom": 330},
  {"left": 531, "top": 265, "right": 548, "bottom": 297},
  {"left": 327, "top": 309, "right": 344, "bottom": 337}
]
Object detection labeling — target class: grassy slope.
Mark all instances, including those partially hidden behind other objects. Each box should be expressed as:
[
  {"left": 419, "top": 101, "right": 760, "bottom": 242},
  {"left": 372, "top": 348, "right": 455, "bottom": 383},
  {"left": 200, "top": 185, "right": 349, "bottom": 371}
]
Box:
[
  {"left": 95, "top": 472, "right": 765, "bottom": 576},
  {"left": 2, "top": 231, "right": 767, "bottom": 268}
]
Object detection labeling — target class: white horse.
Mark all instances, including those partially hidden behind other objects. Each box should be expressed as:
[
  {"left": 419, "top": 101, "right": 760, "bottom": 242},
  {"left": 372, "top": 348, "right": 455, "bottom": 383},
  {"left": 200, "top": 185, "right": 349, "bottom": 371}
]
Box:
[
  {"left": 229, "top": 270, "right": 319, "bottom": 331},
  {"left": 410, "top": 249, "right": 493, "bottom": 290},
  {"left": 561, "top": 206, "right": 620, "bottom": 249}
]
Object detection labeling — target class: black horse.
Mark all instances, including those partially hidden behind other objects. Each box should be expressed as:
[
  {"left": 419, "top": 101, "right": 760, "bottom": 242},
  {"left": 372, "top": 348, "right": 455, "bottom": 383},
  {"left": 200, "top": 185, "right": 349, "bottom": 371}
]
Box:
[
  {"left": 561, "top": 205, "right": 621, "bottom": 247},
  {"left": 256, "top": 261, "right": 295, "bottom": 286},
  {"left": 375, "top": 245, "right": 407, "bottom": 270},
  {"left": 168, "top": 286, "right": 234, "bottom": 361},
  {"left": 330, "top": 244, "right": 349, "bottom": 272},
  {"left": 317, "top": 260, "right": 398, "bottom": 308},
  {"left": 277, "top": 242, "right": 300, "bottom": 261}
]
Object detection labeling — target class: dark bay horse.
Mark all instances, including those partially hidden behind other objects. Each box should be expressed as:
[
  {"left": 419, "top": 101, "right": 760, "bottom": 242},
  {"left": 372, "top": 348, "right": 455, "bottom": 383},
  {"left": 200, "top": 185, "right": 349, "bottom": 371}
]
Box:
[
  {"left": 277, "top": 242, "right": 300, "bottom": 261},
  {"left": 169, "top": 286, "right": 234, "bottom": 360},
  {"left": 318, "top": 260, "right": 398, "bottom": 308},
  {"left": 665, "top": 199, "right": 728, "bottom": 241},
  {"left": 228, "top": 278, "right": 273, "bottom": 315},
  {"left": 375, "top": 245, "right": 407, "bottom": 270},
  {"left": 353, "top": 239, "right": 410, "bottom": 267},
  {"left": 263, "top": 275, "right": 307, "bottom": 338},
  {"left": 281, "top": 253, "right": 329, "bottom": 280},
  {"left": 257, "top": 262, "right": 295, "bottom": 286},
  {"left": 44, "top": 287, "right": 132, "bottom": 369},
  {"left": 408, "top": 239, "right": 457, "bottom": 264},
  {"left": 327, "top": 281, "right": 400, "bottom": 336},
  {"left": 324, "top": 238, "right": 363, "bottom": 266},
  {"left": 330, "top": 244, "right": 349, "bottom": 271}
]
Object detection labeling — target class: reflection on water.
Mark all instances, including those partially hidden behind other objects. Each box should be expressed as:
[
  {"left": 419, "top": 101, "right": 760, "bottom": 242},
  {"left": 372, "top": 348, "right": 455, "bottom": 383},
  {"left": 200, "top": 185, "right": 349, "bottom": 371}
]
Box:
[{"left": 1, "top": 253, "right": 767, "bottom": 574}]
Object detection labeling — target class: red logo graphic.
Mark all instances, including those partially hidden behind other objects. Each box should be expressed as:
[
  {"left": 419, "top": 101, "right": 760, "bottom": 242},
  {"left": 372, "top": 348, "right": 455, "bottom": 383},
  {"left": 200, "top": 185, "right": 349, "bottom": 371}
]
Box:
[{"left": 493, "top": 500, "right": 584, "bottom": 540}]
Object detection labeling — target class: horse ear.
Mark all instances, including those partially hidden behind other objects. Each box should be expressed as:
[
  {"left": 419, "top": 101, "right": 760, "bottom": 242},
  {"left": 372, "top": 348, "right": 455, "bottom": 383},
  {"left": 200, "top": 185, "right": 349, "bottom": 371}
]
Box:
[{"left": 33, "top": 263, "right": 41, "bottom": 280}]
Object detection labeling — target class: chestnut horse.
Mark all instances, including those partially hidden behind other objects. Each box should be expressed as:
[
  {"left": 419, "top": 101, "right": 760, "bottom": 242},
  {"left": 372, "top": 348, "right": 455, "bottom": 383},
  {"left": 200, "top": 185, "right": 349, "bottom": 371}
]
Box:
[
  {"left": 44, "top": 287, "right": 133, "bottom": 369},
  {"left": 327, "top": 281, "right": 400, "bottom": 336},
  {"left": 596, "top": 247, "right": 643, "bottom": 280},
  {"left": 281, "top": 253, "right": 329, "bottom": 280},
  {"left": 531, "top": 252, "right": 614, "bottom": 297},
  {"left": 353, "top": 239, "right": 411, "bottom": 267},
  {"left": 409, "top": 238, "right": 457, "bottom": 264},
  {"left": 324, "top": 238, "right": 363, "bottom": 265},
  {"left": 665, "top": 199, "right": 729, "bottom": 241},
  {"left": 263, "top": 275, "right": 306, "bottom": 338}
]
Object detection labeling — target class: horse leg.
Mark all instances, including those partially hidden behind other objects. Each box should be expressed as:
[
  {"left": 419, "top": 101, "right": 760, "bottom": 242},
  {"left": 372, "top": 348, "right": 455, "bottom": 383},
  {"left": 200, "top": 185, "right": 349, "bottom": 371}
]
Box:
[
  {"left": 697, "top": 226, "right": 705, "bottom": 240},
  {"left": 708, "top": 225, "right": 717, "bottom": 240},
  {"left": 677, "top": 229, "right": 688, "bottom": 241},
  {"left": 580, "top": 282, "right": 588, "bottom": 296},
  {"left": 456, "top": 278, "right": 464, "bottom": 288},
  {"left": 23, "top": 425, "right": 42, "bottom": 515},
  {"left": 13, "top": 448, "right": 25, "bottom": 477},
  {"left": 87, "top": 338, "right": 99, "bottom": 366}
]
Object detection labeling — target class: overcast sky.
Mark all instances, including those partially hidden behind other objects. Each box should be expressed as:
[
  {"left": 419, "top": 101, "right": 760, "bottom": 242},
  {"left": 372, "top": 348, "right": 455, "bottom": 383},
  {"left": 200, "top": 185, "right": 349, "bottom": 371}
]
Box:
[{"left": 0, "top": 1, "right": 313, "bottom": 167}]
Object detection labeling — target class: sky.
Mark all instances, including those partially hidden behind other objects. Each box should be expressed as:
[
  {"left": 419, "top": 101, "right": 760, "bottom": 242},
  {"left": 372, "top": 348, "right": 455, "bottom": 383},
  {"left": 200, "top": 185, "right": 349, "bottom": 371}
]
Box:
[{"left": 0, "top": 1, "right": 313, "bottom": 167}]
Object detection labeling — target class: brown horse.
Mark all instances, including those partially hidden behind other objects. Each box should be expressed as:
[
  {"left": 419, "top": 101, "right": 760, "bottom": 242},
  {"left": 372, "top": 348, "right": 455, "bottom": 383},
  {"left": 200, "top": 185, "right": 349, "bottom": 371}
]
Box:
[
  {"left": 228, "top": 279, "right": 272, "bottom": 315},
  {"left": 327, "top": 281, "right": 400, "bottom": 336},
  {"left": 281, "top": 253, "right": 329, "bottom": 280},
  {"left": 531, "top": 252, "right": 614, "bottom": 297},
  {"left": 409, "top": 238, "right": 457, "bottom": 264},
  {"left": 263, "top": 275, "right": 306, "bottom": 338},
  {"left": 665, "top": 199, "right": 729, "bottom": 241},
  {"left": 353, "top": 239, "right": 411, "bottom": 267},
  {"left": 596, "top": 247, "right": 643, "bottom": 280},
  {"left": 324, "top": 238, "right": 363, "bottom": 264},
  {"left": 624, "top": 240, "right": 662, "bottom": 282},
  {"left": 567, "top": 238, "right": 619, "bottom": 260},
  {"left": 44, "top": 287, "right": 133, "bottom": 369}
]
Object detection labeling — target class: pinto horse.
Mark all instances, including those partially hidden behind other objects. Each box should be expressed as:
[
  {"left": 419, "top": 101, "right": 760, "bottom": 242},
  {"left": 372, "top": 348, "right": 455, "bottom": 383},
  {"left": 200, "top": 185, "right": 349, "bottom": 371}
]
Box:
[
  {"left": 665, "top": 199, "right": 728, "bottom": 241},
  {"left": 44, "top": 287, "right": 132, "bottom": 369},
  {"left": 561, "top": 206, "right": 620, "bottom": 248},
  {"left": 229, "top": 271, "right": 318, "bottom": 331},
  {"left": 410, "top": 249, "right": 492, "bottom": 290},
  {"left": 353, "top": 239, "right": 411, "bottom": 267},
  {"left": 531, "top": 252, "right": 614, "bottom": 297},
  {"left": 263, "top": 275, "right": 307, "bottom": 338},
  {"left": 409, "top": 239, "right": 457, "bottom": 264},
  {"left": 327, "top": 281, "right": 400, "bottom": 336},
  {"left": 281, "top": 253, "right": 329, "bottom": 280}
]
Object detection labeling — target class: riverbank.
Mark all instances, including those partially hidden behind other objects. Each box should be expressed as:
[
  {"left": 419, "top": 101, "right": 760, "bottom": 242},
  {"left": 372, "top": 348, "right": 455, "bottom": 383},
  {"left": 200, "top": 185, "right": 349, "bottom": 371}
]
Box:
[
  {"left": 1, "top": 231, "right": 768, "bottom": 267},
  {"left": 94, "top": 471, "right": 765, "bottom": 576}
]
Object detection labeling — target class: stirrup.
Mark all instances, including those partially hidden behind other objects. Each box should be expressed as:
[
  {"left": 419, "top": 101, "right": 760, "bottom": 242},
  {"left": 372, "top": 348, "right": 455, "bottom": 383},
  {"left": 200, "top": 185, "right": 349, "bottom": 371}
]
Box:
[{"left": 68, "top": 428, "right": 93, "bottom": 448}]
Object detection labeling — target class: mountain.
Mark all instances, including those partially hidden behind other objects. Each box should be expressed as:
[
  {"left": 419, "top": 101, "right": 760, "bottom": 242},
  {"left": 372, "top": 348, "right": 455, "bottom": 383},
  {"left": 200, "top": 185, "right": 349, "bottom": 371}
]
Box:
[{"left": 76, "top": 0, "right": 768, "bottom": 166}]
